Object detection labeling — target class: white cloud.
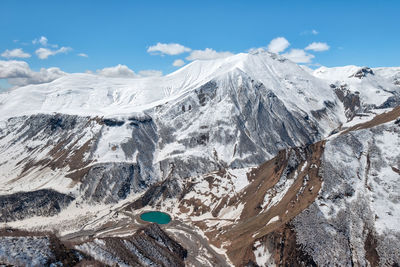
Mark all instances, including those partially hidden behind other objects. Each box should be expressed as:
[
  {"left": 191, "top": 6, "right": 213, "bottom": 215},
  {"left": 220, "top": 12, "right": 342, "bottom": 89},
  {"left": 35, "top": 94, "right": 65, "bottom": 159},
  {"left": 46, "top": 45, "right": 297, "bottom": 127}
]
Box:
[
  {"left": 267, "top": 37, "right": 290, "bottom": 53},
  {"left": 138, "top": 70, "right": 163, "bottom": 77},
  {"left": 96, "top": 64, "right": 137, "bottom": 78},
  {"left": 32, "top": 36, "right": 48, "bottom": 46},
  {"left": 172, "top": 59, "right": 185, "bottom": 67},
  {"left": 0, "top": 60, "right": 31, "bottom": 78},
  {"left": 300, "top": 29, "right": 319, "bottom": 35},
  {"left": 0, "top": 60, "right": 66, "bottom": 87},
  {"left": 1, "top": 48, "right": 31, "bottom": 59},
  {"left": 247, "top": 47, "right": 268, "bottom": 54},
  {"left": 305, "top": 42, "right": 330, "bottom": 52},
  {"left": 186, "top": 48, "right": 233, "bottom": 61},
  {"left": 78, "top": 53, "right": 88, "bottom": 57},
  {"left": 282, "top": 49, "right": 315, "bottom": 63},
  {"left": 35, "top": 47, "right": 72, "bottom": 59},
  {"left": 32, "top": 36, "right": 59, "bottom": 48},
  {"left": 96, "top": 64, "right": 163, "bottom": 78},
  {"left": 147, "top": 42, "right": 191, "bottom": 55}
]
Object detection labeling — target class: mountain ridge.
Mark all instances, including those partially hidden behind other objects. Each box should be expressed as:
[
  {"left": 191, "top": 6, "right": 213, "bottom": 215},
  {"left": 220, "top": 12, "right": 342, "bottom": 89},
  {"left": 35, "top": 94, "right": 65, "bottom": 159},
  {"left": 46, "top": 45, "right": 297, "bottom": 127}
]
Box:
[{"left": 0, "top": 52, "right": 399, "bottom": 266}]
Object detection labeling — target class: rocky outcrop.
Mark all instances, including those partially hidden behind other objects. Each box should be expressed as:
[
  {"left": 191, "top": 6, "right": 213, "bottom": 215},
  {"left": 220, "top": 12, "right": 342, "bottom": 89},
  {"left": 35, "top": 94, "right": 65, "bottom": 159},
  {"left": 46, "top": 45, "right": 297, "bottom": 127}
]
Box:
[
  {"left": 0, "top": 189, "right": 74, "bottom": 222},
  {"left": 77, "top": 223, "right": 187, "bottom": 267},
  {"left": 333, "top": 83, "right": 361, "bottom": 119},
  {"left": 0, "top": 228, "right": 93, "bottom": 266},
  {"left": 127, "top": 178, "right": 182, "bottom": 210},
  {"left": 349, "top": 67, "right": 374, "bottom": 79}
]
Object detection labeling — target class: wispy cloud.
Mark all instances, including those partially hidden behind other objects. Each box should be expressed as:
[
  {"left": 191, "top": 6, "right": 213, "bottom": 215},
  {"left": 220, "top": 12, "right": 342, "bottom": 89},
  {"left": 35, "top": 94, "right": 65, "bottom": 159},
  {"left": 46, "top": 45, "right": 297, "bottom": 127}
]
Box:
[
  {"left": 186, "top": 48, "right": 233, "bottom": 61},
  {"left": 78, "top": 53, "right": 88, "bottom": 58},
  {"left": 300, "top": 29, "right": 319, "bottom": 35},
  {"left": 32, "top": 36, "right": 59, "bottom": 48},
  {"left": 282, "top": 49, "right": 315, "bottom": 63},
  {"left": 172, "top": 59, "right": 185, "bottom": 67},
  {"left": 35, "top": 47, "right": 72, "bottom": 59},
  {"left": 1, "top": 48, "right": 31, "bottom": 59},
  {"left": 32, "top": 36, "right": 48, "bottom": 46},
  {"left": 147, "top": 42, "right": 191, "bottom": 56},
  {"left": 305, "top": 42, "right": 330, "bottom": 52},
  {"left": 267, "top": 37, "right": 290, "bottom": 53}
]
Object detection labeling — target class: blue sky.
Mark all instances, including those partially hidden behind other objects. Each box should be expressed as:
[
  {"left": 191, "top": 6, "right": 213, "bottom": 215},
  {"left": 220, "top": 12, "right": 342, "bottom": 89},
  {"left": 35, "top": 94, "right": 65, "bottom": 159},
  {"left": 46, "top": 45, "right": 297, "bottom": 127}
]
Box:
[{"left": 0, "top": 0, "right": 399, "bottom": 89}]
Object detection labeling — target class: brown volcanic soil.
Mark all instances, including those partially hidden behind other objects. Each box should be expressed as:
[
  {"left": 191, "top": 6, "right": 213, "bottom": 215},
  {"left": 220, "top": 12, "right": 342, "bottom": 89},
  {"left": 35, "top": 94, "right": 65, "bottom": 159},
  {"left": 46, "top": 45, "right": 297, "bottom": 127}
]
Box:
[
  {"left": 342, "top": 106, "right": 400, "bottom": 134},
  {"left": 215, "top": 141, "right": 325, "bottom": 266}
]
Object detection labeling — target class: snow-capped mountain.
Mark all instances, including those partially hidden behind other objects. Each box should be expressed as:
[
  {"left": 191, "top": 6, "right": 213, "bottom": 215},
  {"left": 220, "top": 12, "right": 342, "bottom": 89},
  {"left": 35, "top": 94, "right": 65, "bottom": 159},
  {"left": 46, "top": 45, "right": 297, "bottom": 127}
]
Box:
[
  {"left": 0, "top": 52, "right": 344, "bottom": 200},
  {"left": 0, "top": 51, "right": 399, "bottom": 266}
]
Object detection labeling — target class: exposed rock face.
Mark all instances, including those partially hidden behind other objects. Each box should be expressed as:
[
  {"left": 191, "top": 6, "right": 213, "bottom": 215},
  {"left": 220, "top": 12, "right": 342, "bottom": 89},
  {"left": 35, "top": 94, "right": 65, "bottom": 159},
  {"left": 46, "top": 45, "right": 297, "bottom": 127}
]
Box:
[
  {"left": 0, "top": 189, "right": 74, "bottom": 222},
  {"left": 128, "top": 178, "right": 182, "bottom": 210},
  {"left": 350, "top": 67, "right": 374, "bottom": 79},
  {"left": 333, "top": 84, "right": 361, "bottom": 119},
  {"left": 154, "top": 73, "right": 333, "bottom": 183},
  {"left": 80, "top": 162, "right": 149, "bottom": 204},
  {"left": 77, "top": 223, "right": 187, "bottom": 267},
  {"left": 0, "top": 229, "right": 92, "bottom": 266},
  {"left": 0, "top": 113, "right": 159, "bottom": 205},
  {"left": 0, "top": 224, "right": 187, "bottom": 267}
]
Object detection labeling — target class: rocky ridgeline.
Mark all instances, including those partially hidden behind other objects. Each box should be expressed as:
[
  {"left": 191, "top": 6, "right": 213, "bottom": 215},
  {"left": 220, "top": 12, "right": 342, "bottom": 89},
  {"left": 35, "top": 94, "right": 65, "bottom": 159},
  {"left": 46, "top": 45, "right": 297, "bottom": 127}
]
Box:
[{"left": 0, "top": 224, "right": 187, "bottom": 266}]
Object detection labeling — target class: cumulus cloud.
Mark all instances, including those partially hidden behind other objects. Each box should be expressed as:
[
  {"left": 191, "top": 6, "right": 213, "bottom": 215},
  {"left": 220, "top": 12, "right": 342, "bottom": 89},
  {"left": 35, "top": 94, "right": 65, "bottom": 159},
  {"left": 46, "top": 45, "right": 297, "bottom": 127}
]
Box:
[
  {"left": 78, "top": 53, "right": 88, "bottom": 57},
  {"left": 267, "top": 37, "right": 290, "bottom": 53},
  {"left": 1, "top": 48, "right": 31, "bottom": 59},
  {"left": 172, "top": 59, "right": 185, "bottom": 67},
  {"left": 96, "top": 64, "right": 163, "bottom": 78},
  {"left": 186, "top": 48, "right": 233, "bottom": 61},
  {"left": 35, "top": 47, "right": 72, "bottom": 59},
  {"left": 282, "top": 49, "right": 315, "bottom": 63},
  {"left": 305, "top": 42, "right": 330, "bottom": 52},
  {"left": 138, "top": 70, "right": 163, "bottom": 77},
  {"left": 32, "top": 36, "right": 48, "bottom": 46},
  {"left": 147, "top": 42, "right": 191, "bottom": 56},
  {"left": 96, "top": 64, "right": 137, "bottom": 78},
  {"left": 0, "top": 60, "right": 66, "bottom": 87}
]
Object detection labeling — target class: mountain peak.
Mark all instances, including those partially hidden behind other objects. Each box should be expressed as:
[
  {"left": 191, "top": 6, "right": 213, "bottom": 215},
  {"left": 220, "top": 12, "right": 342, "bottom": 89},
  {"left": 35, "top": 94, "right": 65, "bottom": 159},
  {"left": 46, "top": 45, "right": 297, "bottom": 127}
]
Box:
[{"left": 0, "top": 52, "right": 335, "bottom": 119}]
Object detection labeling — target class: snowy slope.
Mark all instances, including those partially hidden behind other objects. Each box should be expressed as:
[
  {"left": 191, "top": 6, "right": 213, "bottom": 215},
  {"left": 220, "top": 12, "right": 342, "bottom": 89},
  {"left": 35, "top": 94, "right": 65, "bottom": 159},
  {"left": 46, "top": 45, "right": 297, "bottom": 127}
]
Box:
[
  {"left": 313, "top": 65, "right": 400, "bottom": 107},
  {"left": 0, "top": 52, "right": 340, "bottom": 120}
]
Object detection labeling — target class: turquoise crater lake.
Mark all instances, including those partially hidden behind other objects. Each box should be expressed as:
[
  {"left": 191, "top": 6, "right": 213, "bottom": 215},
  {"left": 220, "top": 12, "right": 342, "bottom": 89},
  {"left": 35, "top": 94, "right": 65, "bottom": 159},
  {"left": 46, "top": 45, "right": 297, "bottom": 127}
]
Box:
[{"left": 140, "top": 211, "right": 171, "bottom": 224}]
